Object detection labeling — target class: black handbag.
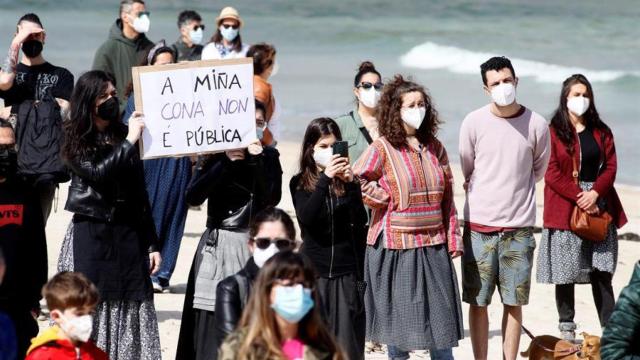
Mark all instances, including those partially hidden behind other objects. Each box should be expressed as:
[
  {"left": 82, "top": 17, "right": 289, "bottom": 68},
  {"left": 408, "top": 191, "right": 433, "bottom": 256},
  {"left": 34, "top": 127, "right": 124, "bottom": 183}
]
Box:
[{"left": 219, "top": 182, "right": 254, "bottom": 231}]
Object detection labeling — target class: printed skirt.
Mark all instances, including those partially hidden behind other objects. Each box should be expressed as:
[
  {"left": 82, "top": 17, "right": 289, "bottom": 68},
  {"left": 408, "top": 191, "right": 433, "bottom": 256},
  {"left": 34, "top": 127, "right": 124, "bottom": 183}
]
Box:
[
  {"left": 58, "top": 222, "right": 162, "bottom": 360},
  {"left": 536, "top": 181, "right": 618, "bottom": 284}
]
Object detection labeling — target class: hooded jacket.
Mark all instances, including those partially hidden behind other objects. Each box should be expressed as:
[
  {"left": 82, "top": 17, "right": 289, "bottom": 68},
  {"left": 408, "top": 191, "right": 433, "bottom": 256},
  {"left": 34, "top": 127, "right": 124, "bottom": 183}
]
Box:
[
  {"left": 25, "top": 326, "right": 108, "bottom": 360},
  {"left": 92, "top": 19, "right": 153, "bottom": 110}
]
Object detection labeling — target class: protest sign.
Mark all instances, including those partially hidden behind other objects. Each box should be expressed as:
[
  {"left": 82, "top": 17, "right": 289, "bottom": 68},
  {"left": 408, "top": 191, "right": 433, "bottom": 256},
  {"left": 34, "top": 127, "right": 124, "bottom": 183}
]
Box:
[{"left": 132, "top": 58, "right": 255, "bottom": 159}]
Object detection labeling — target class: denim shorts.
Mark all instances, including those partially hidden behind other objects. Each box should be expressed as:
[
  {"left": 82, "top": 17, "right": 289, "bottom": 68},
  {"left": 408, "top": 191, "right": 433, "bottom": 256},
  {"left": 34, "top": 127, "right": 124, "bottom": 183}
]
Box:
[{"left": 462, "top": 227, "right": 536, "bottom": 306}]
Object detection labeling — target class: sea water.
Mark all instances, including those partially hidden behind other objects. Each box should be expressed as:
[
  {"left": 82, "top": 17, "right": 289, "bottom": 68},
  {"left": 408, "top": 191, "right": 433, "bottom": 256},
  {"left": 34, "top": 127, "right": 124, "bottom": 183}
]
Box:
[{"left": 1, "top": 0, "right": 638, "bottom": 184}]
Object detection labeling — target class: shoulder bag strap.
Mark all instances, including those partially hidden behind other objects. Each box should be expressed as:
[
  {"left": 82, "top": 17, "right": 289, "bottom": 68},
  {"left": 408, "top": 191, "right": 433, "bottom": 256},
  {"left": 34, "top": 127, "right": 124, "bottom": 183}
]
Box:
[{"left": 350, "top": 111, "right": 373, "bottom": 145}]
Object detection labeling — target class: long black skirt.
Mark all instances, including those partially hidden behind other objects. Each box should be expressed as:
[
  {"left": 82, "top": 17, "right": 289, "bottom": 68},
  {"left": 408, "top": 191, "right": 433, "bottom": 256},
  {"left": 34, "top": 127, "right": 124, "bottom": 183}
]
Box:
[{"left": 317, "top": 273, "right": 366, "bottom": 360}]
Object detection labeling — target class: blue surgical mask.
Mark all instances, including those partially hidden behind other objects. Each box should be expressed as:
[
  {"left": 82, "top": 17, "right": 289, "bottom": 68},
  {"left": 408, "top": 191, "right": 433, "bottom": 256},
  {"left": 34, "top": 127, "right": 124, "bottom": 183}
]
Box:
[
  {"left": 271, "top": 284, "right": 314, "bottom": 323},
  {"left": 189, "top": 28, "right": 204, "bottom": 45},
  {"left": 220, "top": 25, "right": 239, "bottom": 42},
  {"left": 256, "top": 126, "right": 265, "bottom": 141}
]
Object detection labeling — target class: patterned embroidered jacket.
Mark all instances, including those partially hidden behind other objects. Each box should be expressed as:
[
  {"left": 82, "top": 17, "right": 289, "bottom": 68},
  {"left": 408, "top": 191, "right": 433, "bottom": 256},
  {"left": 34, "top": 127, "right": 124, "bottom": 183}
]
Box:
[{"left": 353, "top": 137, "right": 462, "bottom": 251}]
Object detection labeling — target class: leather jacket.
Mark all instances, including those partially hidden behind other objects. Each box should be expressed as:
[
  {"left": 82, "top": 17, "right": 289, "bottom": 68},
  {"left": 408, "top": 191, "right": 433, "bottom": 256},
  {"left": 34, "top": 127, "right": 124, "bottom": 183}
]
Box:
[
  {"left": 213, "top": 257, "right": 260, "bottom": 353},
  {"left": 64, "top": 139, "right": 158, "bottom": 251}
]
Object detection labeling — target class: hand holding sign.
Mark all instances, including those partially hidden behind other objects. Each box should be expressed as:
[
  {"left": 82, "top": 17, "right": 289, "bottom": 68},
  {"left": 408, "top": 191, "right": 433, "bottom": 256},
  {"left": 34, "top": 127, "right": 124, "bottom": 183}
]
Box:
[
  {"left": 126, "top": 111, "right": 146, "bottom": 144},
  {"left": 225, "top": 149, "right": 245, "bottom": 162}
]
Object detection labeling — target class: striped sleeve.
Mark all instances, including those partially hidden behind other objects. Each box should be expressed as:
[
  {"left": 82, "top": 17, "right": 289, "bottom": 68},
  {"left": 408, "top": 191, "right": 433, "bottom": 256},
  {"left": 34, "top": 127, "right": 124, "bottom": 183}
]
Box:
[
  {"left": 353, "top": 141, "right": 390, "bottom": 209},
  {"left": 437, "top": 144, "right": 463, "bottom": 253}
]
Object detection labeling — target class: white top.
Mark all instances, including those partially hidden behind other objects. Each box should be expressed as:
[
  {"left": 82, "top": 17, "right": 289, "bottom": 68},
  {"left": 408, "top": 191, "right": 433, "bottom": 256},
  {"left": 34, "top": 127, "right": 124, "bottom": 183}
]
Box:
[{"left": 201, "top": 42, "right": 250, "bottom": 60}]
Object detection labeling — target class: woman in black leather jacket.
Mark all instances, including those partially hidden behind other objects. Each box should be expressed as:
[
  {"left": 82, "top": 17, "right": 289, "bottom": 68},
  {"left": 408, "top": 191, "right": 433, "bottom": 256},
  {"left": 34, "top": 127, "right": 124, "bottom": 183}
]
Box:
[
  {"left": 212, "top": 207, "right": 297, "bottom": 356},
  {"left": 176, "top": 103, "right": 283, "bottom": 360},
  {"left": 60, "top": 70, "right": 162, "bottom": 360}
]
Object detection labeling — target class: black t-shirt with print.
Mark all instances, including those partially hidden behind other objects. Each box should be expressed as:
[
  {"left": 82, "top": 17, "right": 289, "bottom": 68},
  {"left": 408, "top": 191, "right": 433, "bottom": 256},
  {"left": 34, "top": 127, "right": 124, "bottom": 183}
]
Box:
[{"left": 0, "top": 62, "right": 74, "bottom": 106}]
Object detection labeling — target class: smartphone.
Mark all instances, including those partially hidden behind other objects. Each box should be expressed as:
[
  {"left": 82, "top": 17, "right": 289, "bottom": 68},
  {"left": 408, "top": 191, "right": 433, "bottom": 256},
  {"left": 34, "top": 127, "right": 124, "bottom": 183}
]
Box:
[{"left": 332, "top": 141, "right": 349, "bottom": 159}]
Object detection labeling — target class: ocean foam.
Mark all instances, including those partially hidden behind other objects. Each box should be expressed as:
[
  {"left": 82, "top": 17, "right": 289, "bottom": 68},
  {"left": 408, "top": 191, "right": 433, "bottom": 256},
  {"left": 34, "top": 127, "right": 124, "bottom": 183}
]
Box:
[{"left": 400, "top": 42, "right": 640, "bottom": 84}]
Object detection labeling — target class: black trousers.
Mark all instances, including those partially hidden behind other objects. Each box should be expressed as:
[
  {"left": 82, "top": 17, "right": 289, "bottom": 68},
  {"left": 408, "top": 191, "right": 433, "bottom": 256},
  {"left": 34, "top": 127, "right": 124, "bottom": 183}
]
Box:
[{"left": 555, "top": 270, "right": 615, "bottom": 327}]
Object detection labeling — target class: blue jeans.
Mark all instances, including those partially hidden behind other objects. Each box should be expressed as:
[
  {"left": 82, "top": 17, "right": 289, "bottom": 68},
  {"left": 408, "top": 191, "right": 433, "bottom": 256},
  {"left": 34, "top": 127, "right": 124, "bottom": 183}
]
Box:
[{"left": 387, "top": 345, "right": 454, "bottom": 360}]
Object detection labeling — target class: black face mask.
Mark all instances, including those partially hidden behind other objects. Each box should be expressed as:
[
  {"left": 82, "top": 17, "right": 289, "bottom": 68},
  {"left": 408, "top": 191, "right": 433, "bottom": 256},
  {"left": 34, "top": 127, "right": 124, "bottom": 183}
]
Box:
[
  {"left": 0, "top": 148, "right": 17, "bottom": 179},
  {"left": 22, "top": 40, "right": 43, "bottom": 58},
  {"left": 97, "top": 97, "right": 120, "bottom": 122}
]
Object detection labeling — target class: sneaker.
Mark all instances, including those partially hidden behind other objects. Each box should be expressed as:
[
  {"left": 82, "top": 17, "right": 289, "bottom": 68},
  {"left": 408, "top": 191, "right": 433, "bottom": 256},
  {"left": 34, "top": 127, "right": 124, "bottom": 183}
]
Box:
[
  {"left": 152, "top": 277, "right": 171, "bottom": 293},
  {"left": 559, "top": 322, "right": 577, "bottom": 342}
]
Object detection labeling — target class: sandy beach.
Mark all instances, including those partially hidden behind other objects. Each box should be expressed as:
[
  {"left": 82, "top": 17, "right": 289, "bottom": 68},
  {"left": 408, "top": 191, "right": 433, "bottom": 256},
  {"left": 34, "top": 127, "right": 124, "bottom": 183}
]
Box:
[{"left": 39, "top": 140, "right": 639, "bottom": 359}]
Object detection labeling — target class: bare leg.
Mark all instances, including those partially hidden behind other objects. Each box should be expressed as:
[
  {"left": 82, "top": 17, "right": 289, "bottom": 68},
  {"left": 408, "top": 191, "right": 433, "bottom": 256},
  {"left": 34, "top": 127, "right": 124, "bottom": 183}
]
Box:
[
  {"left": 501, "top": 305, "right": 522, "bottom": 360},
  {"left": 469, "top": 305, "right": 489, "bottom": 360}
]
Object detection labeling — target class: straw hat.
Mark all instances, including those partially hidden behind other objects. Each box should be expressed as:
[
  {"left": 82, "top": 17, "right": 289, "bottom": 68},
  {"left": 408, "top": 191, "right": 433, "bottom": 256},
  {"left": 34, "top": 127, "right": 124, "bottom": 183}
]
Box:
[{"left": 216, "top": 7, "right": 243, "bottom": 28}]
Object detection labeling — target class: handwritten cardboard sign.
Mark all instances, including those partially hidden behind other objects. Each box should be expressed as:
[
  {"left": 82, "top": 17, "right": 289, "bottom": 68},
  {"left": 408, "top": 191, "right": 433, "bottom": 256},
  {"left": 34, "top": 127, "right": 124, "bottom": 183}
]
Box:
[{"left": 132, "top": 58, "right": 255, "bottom": 159}]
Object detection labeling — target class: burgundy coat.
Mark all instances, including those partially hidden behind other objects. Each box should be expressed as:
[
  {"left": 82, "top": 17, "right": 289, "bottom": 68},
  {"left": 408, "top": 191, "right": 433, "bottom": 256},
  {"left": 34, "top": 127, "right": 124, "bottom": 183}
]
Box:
[{"left": 543, "top": 126, "right": 627, "bottom": 230}]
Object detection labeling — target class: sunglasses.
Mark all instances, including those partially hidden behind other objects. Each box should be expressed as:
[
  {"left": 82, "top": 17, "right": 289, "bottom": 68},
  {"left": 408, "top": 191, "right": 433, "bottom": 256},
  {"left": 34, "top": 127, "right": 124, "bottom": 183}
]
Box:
[
  {"left": 253, "top": 237, "right": 295, "bottom": 251},
  {"left": 357, "top": 81, "right": 384, "bottom": 90},
  {"left": 192, "top": 24, "right": 205, "bottom": 31},
  {"left": 221, "top": 24, "right": 239, "bottom": 30},
  {"left": 135, "top": 11, "right": 150, "bottom": 18}
]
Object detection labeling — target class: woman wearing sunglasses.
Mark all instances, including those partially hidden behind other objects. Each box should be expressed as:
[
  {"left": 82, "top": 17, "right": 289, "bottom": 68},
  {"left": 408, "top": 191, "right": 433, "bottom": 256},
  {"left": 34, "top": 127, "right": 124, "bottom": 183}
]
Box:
[
  {"left": 212, "top": 207, "right": 297, "bottom": 356},
  {"left": 290, "top": 118, "right": 368, "bottom": 360},
  {"left": 201, "top": 6, "right": 249, "bottom": 60},
  {"left": 334, "top": 61, "right": 383, "bottom": 164},
  {"left": 219, "top": 251, "right": 345, "bottom": 360}
]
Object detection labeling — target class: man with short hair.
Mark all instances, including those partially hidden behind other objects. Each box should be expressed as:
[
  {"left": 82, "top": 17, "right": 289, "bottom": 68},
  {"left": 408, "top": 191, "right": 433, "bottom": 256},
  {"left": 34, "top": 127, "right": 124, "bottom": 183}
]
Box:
[
  {"left": 172, "top": 10, "right": 204, "bottom": 62},
  {"left": 459, "top": 56, "right": 550, "bottom": 360},
  {"left": 0, "top": 13, "right": 74, "bottom": 224},
  {"left": 93, "top": 0, "right": 153, "bottom": 110},
  {"left": 0, "top": 118, "right": 47, "bottom": 359}
]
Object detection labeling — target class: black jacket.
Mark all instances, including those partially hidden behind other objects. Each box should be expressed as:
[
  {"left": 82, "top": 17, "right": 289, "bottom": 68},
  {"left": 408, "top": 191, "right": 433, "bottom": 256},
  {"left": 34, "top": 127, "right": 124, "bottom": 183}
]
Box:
[
  {"left": 0, "top": 175, "right": 47, "bottom": 313},
  {"left": 64, "top": 138, "right": 158, "bottom": 252},
  {"left": 290, "top": 173, "right": 367, "bottom": 278},
  {"left": 213, "top": 257, "right": 260, "bottom": 353},
  {"left": 186, "top": 148, "right": 282, "bottom": 230}
]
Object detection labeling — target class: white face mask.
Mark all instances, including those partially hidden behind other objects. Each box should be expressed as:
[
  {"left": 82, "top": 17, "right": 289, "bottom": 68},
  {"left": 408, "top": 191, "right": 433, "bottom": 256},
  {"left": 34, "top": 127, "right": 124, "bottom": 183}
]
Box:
[
  {"left": 60, "top": 314, "right": 93, "bottom": 343},
  {"left": 359, "top": 88, "right": 381, "bottom": 108},
  {"left": 490, "top": 82, "right": 516, "bottom": 106},
  {"left": 270, "top": 61, "right": 279, "bottom": 77},
  {"left": 567, "top": 96, "right": 590, "bottom": 117},
  {"left": 312, "top": 147, "right": 332, "bottom": 168},
  {"left": 401, "top": 107, "right": 426, "bottom": 129},
  {"left": 132, "top": 14, "right": 150, "bottom": 34},
  {"left": 253, "top": 243, "right": 279, "bottom": 268},
  {"left": 189, "top": 28, "right": 204, "bottom": 45},
  {"left": 220, "top": 25, "right": 239, "bottom": 42}
]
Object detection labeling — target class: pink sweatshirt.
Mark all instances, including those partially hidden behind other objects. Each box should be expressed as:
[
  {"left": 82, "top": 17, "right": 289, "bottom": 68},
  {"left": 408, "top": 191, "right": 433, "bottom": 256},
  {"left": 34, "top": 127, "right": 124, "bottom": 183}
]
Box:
[{"left": 458, "top": 104, "right": 550, "bottom": 228}]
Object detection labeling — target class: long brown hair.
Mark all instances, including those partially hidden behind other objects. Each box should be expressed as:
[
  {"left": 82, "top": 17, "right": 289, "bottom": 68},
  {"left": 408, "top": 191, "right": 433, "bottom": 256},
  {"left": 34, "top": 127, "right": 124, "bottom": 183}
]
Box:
[
  {"left": 296, "top": 117, "right": 345, "bottom": 196},
  {"left": 237, "top": 251, "right": 344, "bottom": 359},
  {"left": 550, "top": 74, "right": 610, "bottom": 154},
  {"left": 378, "top": 75, "right": 442, "bottom": 148}
]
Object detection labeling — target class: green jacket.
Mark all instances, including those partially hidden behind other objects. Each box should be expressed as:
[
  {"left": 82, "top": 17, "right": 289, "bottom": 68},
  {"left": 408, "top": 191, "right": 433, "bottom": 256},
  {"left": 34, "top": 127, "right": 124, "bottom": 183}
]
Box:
[
  {"left": 334, "top": 108, "right": 372, "bottom": 165},
  {"left": 92, "top": 19, "right": 153, "bottom": 110},
  {"left": 601, "top": 261, "right": 640, "bottom": 359},
  {"left": 218, "top": 328, "right": 333, "bottom": 360}
]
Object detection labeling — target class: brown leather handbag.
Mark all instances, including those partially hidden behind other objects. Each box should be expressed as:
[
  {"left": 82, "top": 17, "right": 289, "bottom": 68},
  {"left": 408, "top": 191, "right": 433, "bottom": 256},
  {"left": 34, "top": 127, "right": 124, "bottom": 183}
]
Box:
[{"left": 569, "top": 136, "right": 612, "bottom": 242}]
